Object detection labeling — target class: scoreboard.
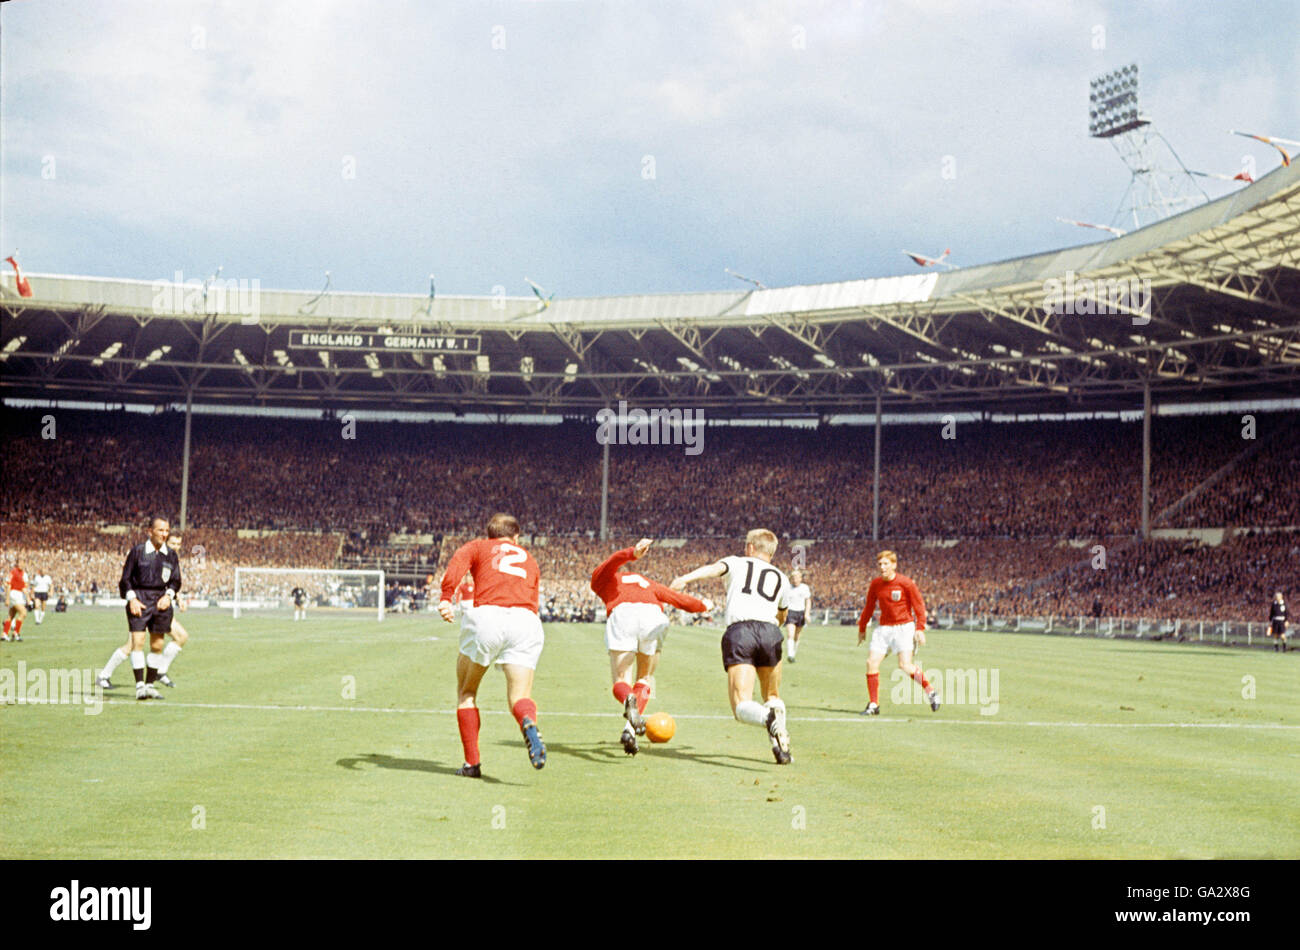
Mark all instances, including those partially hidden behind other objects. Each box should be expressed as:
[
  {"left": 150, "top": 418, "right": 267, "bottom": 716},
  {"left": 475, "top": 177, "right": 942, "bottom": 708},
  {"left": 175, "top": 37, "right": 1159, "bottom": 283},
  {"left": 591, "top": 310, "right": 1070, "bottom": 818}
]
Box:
[{"left": 288, "top": 331, "right": 481, "bottom": 354}]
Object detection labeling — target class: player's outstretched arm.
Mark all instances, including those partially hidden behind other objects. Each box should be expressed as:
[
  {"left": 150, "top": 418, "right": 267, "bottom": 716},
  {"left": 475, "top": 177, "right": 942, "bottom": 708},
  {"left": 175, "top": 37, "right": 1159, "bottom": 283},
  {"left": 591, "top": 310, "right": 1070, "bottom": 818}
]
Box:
[
  {"left": 591, "top": 544, "right": 642, "bottom": 592},
  {"left": 653, "top": 582, "right": 710, "bottom": 613},
  {"left": 632, "top": 538, "right": 654, "bottom": 559},
  {"left": 669, "top": 560, "right": 727, "bottom": 591}
]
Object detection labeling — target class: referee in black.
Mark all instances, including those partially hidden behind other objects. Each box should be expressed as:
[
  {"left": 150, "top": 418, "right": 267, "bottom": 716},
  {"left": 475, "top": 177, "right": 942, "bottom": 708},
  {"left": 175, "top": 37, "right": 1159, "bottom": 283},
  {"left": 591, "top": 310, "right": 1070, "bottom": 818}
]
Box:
[
  {"left": 119, "top": 517, "right": 183, "bottom": 700},
  {"left": 1269, "top": 592, "right": 1289, "bottom": 653}
]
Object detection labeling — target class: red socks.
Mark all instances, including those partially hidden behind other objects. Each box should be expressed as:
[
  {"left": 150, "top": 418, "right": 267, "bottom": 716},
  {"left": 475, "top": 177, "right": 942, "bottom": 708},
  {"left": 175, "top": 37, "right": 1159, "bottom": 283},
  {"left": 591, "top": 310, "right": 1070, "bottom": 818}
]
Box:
[
  {"left": 512, "top": 698, "right": 538, "bottom": 728},
  {"left": 910, "top": 669, "right": 931, "bottom": 690},
  {"left": 457, "top": 708, "right": 481, "bottom": 766},
  {"left": 867, "top": 672, "right": 880, "bottom": 704},
  {"left": 461, "top": 700, "right": 538, "bottom": 766},
  {"left": 612, "top": 681, "right": 632, "bottom": 704},
  {"left": 631, "top": 681, "right": 650, "bottom": 714}
]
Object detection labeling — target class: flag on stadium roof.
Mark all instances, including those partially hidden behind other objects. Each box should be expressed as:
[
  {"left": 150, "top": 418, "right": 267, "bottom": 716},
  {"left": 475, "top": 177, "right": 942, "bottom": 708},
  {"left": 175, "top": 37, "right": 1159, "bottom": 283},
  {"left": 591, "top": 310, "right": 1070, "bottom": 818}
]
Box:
[
  {"left": 1232, "top": 130, "right": 1293, "bottom": 167},
  {"left": 4, "top": 256, "right": 33, "bottom": 298}
]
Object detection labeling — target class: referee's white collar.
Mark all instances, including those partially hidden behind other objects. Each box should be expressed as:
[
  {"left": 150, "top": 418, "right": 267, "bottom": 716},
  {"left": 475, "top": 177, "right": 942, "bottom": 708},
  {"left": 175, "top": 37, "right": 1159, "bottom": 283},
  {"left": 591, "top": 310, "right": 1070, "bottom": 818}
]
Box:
[{"left": 145, "top": 539, "right": 170, "bottom": 555}]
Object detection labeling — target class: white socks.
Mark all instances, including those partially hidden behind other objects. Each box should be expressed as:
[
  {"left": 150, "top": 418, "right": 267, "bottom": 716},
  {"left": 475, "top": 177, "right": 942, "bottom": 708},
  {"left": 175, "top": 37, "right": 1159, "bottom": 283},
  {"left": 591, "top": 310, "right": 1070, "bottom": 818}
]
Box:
[
  {"left": 101, "top": 647, "right": 128, "bottom": 678},
  {"left": 735, "top": 700, "right": 770, "bottom": 726},
  {"left": 158, "top": 642, "right": 182, "bottom": 674}
]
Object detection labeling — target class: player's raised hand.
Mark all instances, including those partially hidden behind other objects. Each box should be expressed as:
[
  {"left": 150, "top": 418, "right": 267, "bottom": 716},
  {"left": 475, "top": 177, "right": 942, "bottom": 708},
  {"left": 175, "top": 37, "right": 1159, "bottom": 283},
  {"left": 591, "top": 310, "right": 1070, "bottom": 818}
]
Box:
[
  {"left": 437, "top": 599, "right": 456, "bottom": 623},
  {"left": 633, "top": 538, "right": 654, "bottom": 559}
]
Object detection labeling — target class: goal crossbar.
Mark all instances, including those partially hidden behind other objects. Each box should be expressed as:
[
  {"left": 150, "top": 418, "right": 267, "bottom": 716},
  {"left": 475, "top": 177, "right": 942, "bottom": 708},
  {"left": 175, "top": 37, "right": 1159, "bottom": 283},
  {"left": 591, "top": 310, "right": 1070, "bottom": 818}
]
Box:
[{"left": 233, "top": 567, "right": 385, "bottom": 621}]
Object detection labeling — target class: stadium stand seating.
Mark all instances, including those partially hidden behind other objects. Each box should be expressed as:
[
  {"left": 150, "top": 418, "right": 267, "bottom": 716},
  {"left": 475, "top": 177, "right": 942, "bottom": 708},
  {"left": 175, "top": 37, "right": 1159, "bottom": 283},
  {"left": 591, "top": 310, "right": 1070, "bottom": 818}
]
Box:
[{"left": 2, "top": 408, "right": 1296, "bottom": 621}]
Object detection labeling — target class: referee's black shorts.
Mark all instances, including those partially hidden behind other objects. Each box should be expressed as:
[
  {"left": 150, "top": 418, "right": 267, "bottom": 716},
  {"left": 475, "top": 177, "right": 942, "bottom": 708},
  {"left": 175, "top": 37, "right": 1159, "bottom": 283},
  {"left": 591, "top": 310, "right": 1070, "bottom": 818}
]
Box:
[
  {"left": 721, "top": 619, "right": 784, "bottom": 670},
  {"left": 126, "top": 593, "right": 174, "bottom": 635}
]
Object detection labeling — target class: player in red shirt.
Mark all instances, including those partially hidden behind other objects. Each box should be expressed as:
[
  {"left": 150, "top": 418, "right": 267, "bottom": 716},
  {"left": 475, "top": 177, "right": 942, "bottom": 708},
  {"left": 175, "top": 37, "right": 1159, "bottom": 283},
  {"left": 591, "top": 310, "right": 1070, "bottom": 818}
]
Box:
[
  {"left": 590, "top": 538, "right": 712, "bottom": 755},
  {"left": 3, "top": 560, "right": 29, "bottom": 641},
  {"left": 437, "top": 513, "right": 546, "bottom": 777},
  {"left": 856, "top": 550, "right": 940, "bottom": 715}
]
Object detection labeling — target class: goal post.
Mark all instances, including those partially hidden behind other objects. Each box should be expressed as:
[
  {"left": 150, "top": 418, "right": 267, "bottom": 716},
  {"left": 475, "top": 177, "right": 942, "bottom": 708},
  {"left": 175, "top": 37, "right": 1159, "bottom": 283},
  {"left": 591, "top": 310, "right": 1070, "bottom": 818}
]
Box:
[{"left": 232, "top": 567, "right": 385, "bottom": 621}]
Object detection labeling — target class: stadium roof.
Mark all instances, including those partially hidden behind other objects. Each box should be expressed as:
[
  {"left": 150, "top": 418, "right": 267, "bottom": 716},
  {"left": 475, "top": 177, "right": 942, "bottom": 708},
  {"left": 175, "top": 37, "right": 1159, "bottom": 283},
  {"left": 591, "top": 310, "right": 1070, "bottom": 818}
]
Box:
[{"left": 3, "top": 161, "right": 1298, "bottom": 417}]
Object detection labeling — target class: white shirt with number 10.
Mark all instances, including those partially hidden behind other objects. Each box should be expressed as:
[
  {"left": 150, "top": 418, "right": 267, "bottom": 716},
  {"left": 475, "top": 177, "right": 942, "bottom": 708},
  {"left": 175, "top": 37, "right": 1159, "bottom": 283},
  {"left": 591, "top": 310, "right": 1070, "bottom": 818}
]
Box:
[{"left": 719, "top": 556, "right": 790, "bottom": 627}]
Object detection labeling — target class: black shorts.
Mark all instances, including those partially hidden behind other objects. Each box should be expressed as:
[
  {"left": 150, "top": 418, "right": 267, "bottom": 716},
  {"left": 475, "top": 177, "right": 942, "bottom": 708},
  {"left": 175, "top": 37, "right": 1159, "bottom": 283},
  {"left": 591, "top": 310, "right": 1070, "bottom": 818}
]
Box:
[
  {"left": 1272, "top": 622, "right": 1287, "bottom": 636},
  {"left": 34, "top": 592, "right": 49, "bottom": 604},
  {"left": 721, "top": 620, "right": 784, "bottom": 670},
  {"left": 786, "top": 610, "right": 806, "bottom": 628},
  {"left": 126, "top": 595, "right": 174, "bottom": 635}
]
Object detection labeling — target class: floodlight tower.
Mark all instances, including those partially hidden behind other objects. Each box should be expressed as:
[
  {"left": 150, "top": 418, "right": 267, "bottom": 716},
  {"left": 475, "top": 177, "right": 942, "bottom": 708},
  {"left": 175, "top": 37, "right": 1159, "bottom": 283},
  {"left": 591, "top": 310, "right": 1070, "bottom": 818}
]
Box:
[{"left": 1089, "top": 64, "right": 1208, "bottom": 231}]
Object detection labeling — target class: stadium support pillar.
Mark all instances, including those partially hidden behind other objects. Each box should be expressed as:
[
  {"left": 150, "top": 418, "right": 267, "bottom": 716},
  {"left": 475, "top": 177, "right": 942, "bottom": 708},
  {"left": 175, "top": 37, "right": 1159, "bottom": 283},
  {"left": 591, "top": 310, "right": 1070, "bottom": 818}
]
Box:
[
  {"left": 1141, "top": 382, "right": 1151, "bottom": 539},
  {"left": 599, "top": 419, "right": 610, "bottom": 541},
  {"left": 179, "top": 387, "right": 194, "bottom": 535},
  {"left": 873, "top": 392, "right": 882, "bottom": 542}
]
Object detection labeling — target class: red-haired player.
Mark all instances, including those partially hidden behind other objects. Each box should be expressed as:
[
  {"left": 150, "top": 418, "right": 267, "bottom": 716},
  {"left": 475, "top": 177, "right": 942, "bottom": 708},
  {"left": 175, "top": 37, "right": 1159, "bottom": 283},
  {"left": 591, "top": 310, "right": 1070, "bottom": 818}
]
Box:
[
  {"left": 590, "top": 538, "right": 712, "bottom": 755},
  {"left": 857, "top": 550, "right": 940, "bottom": 715},
  {"left": 437, "top": 513, "right": 546, "bottom": 778}
]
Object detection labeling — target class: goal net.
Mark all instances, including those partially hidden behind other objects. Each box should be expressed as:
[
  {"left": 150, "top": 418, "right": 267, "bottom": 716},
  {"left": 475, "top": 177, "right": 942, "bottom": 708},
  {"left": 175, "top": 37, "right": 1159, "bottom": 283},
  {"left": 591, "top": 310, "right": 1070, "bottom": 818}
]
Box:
[{"left": 232, "top": 567, "right": 385, "bottom": 621}]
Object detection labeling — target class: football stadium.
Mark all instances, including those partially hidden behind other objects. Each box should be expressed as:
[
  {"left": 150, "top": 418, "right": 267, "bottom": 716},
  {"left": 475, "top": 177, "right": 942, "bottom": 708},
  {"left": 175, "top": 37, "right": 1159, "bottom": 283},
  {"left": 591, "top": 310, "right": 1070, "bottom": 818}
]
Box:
[{"left": 1, "top": 3, "right": 1297, "bottom": 902}]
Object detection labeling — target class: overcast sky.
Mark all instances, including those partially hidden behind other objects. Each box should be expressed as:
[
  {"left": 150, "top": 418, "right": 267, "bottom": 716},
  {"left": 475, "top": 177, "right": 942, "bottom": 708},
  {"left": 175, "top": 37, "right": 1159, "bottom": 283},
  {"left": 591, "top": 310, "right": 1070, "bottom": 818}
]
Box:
[{"left": 2, "top": 0, "right": 1296, "bottom": 298}]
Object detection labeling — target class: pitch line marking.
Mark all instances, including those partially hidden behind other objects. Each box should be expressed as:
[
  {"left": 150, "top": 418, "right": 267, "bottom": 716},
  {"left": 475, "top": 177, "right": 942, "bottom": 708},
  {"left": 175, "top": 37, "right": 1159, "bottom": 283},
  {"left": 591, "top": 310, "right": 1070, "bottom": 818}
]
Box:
[{"left": 75, "top": 697, "right": 1300, "bottom": 729}]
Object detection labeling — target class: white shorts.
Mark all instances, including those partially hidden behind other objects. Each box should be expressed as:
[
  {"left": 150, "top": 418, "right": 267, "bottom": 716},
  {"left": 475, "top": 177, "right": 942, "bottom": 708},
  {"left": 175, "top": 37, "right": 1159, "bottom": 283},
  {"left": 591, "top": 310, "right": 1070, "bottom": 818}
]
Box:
[
  {"left": 869, "top": 621, "right": 917, "bottom": 656},
  {"left": 9, "top": 590, "right": 27, "bottom": 608},
  {"left": 459, "top": 605, "right": 545, "bottom": 669},
  {"left": 605, "top": 602, "right": 670, "bottom": 654}
]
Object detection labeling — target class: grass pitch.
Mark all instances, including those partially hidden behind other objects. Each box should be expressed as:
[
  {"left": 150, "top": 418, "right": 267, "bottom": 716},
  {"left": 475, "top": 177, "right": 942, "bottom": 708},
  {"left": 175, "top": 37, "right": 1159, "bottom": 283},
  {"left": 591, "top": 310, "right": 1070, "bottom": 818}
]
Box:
[{"left": 2, "top": 610, "right": 1297, "bottom": 859}]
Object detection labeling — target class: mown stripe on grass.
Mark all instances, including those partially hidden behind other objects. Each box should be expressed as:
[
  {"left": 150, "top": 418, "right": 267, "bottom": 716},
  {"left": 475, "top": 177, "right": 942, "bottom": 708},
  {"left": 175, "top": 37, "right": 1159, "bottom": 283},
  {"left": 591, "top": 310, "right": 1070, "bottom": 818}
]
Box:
[{"left": 56, "top": 697, "right": 1300, "bottom": 729}]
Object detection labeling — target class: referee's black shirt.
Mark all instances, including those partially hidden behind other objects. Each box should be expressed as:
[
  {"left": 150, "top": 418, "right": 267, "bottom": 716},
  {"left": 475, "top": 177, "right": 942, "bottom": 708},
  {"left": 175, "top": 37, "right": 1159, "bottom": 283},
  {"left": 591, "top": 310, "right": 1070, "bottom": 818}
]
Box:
[{"left": 119, "top": 540, "right": 182, "bottom": 602}]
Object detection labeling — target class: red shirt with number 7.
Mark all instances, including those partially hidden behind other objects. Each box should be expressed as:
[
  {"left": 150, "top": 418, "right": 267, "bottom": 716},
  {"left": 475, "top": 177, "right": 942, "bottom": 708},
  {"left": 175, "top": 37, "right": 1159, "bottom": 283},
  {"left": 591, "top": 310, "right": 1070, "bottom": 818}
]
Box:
[{"left": 440, "top": 538, "right": 540, "bottom": 612}]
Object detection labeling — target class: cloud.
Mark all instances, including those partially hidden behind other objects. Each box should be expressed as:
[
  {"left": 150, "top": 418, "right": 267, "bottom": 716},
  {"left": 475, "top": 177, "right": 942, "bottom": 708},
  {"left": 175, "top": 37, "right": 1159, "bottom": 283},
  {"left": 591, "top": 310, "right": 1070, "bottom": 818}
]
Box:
[{"left": 1, "top": 0, "right": 1295, "bottom": 294}]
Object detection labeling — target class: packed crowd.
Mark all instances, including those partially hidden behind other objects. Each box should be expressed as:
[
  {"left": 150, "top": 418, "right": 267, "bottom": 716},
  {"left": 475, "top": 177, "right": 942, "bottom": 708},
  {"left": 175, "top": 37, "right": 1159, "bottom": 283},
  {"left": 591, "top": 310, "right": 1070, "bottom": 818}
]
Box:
[
  {"left": 5, "top": 522, "right": 1292, "bottom": 623},
  {"left": 3, "top": 407, "right": 1295, "bottom": 622},
  {"left": 0, "top": 522, "right": 343, "bottom": 601},
  {"left": 4, "top": 409, "right": 1297, "bottom": 541},
  {"left": 1002, "top": 530, "right": 1300, "bottom": 623}
]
